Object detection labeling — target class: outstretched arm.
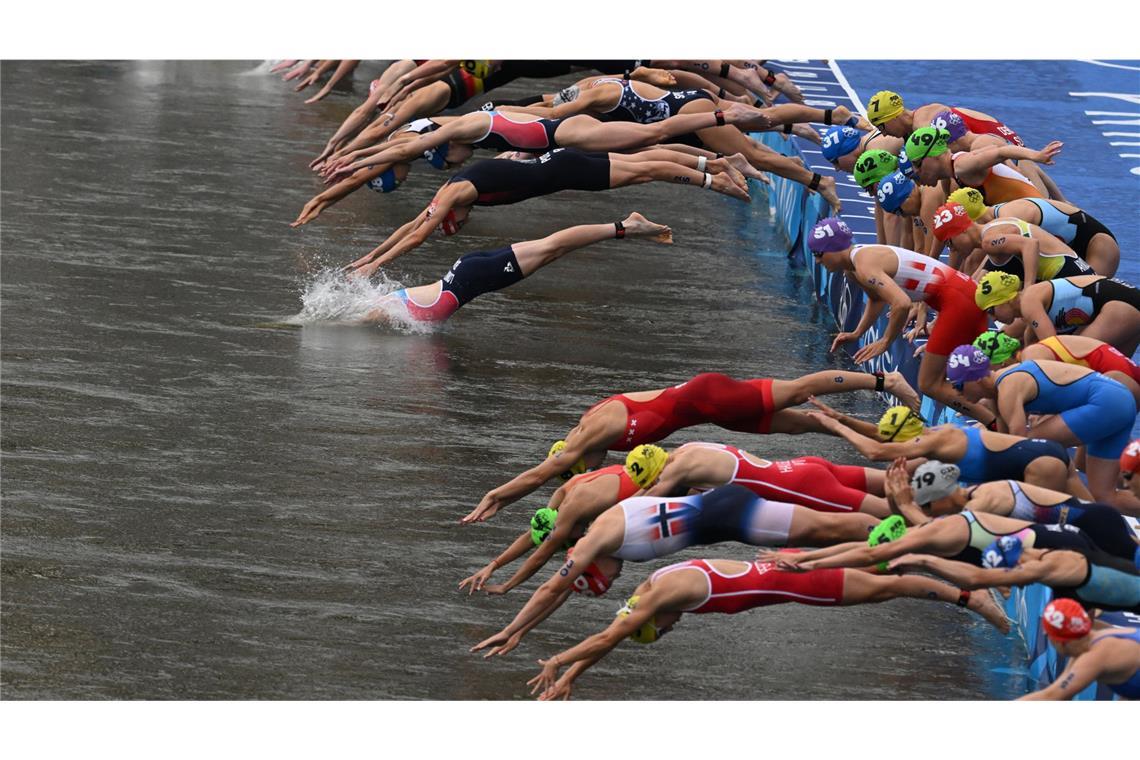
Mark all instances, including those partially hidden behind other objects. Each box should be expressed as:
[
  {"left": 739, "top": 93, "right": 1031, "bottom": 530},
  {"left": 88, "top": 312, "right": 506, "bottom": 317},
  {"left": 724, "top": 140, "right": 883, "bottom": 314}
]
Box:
[
  {"left": 470, "top": 552, "right": 593, "bottom": 654},
  {"left": 292, "top": 165, "right": 388, "bottom": 227},
  {"left": 806, "top": 412, "right": 933, "bottom": 462},
  {"left": 304, "top": 59, "right": 360, "bottom": 104},
  {"left": 484, "top": 511, "right": 578, "bottom": 595},
  {"left": 463, "top": 418, "right": 605, "bottom": 524},
  {"left": 458, "top": 529, "right": 535, "bottom": 595},
  {"left": 383, "top": 59, "right": 461, "bottom": 112},
  {"left": 527, "top": 606, "right": 655, "bottom": 698},
  {"left": 888, "top": 553, "right": 1047, "bottom": 588},
  {"left": 956, "top": 141, "right": 1064, "bottom": 178}
]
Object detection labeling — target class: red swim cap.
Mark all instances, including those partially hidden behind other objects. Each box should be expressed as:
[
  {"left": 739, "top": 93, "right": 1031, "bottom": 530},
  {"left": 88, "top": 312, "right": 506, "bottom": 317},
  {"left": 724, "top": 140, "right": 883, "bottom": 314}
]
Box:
[
  {"left": 1041, "top": 598, "right": 1092, "bottom": 641},
  {"left": 931, "top": 202, "right": 973, "bottom": 241},
  {"left": 1120, "top": 439, "right": 1140, "bottom": 477},
  {"left": 566, "top": 547, "right": 615, "bottom": 597}
]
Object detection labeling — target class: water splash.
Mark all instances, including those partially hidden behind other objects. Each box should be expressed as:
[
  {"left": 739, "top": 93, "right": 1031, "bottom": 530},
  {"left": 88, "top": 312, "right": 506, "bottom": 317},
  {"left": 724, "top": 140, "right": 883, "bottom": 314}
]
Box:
[{"left": 291, "top": 269, "right": 433, "bottom": 334}]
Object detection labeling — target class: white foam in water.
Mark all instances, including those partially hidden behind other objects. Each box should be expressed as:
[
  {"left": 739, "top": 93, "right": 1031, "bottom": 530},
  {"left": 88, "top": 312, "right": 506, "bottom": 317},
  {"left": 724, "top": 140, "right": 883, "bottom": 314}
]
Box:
[{"left": 292, "top": 269, "right": 433, "bottom": 334}]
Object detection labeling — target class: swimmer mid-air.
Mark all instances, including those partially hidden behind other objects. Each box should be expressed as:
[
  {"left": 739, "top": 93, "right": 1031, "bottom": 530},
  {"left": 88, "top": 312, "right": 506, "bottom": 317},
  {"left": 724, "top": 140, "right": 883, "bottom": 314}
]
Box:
[{"left": 349, "top": 213, "right": 672, "bottom": 325}]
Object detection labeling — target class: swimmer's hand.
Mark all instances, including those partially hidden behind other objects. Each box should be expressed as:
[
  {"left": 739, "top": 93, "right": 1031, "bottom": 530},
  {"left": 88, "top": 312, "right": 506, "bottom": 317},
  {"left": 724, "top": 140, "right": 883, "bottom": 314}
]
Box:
[
  {"left": 853, "top": 338, "right": 889, "bottom": 364},
  {"left": 461, "top": 494, "right": 502, "bottom": 524},
  {"left": 470, "top": 630, "right": 510, "bottom": 655},
  {"left": 528, "top": 658, "right": 561, "bottom": 696},
  {"left": 291, "top": 199, "right": 326, "bottom": 227},
  {"left": 458, "top": 565, "right": 496, "bottom": 596},
  {"left": 805, "top": 395, "right": 843, "bottom": 420},
  {"left": 830, "top": 331, "right": 859, "bottom": 352},
  {"left": 884, "top": 458, "right": 917, "bottom": 509},
  {"left": 776, "top": 555, "right": 808, "bottom": 572},
  {"left": 1032, "top": 141, "right": 1063, "bottom": 166},
  {"left": 485, "top": 633, "right": 522, "bottom": 658},
  {"left": 755, "top": 549, "right": 787, "bottom": 563},
  {"left": 805, "top": 410, "right": 845, "bottom": 434},
  {"left": 537, "top": 677, "right": 573, "bottom": 701},
  {"left": 482, "top": 583, "right": 509, "bottom": 596}
]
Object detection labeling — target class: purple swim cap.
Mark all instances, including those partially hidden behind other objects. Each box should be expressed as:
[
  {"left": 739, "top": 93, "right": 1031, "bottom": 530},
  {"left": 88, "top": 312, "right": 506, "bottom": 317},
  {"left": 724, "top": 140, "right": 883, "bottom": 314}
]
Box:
[
  {"left": 808, "top": 217, "right": 853, "bottom": 253},
  {"left": 930, "top": 110, "right": 968, "bottom": 143},
  {"left": 947, "top": 344, "right": 991, "bottom": 385}
]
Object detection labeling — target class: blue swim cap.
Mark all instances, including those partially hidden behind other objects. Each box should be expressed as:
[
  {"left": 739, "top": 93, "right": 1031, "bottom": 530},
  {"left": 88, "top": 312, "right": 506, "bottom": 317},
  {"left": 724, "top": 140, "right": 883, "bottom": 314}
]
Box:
[
  {"left": 876, "top": 171, "right": 915, "bottom": 214},
  {"left": 821, "top": 126, "right": 864, "bottom": 162},
  {"left": 982, "top": 533, "right": 1026, "bottom": 569},
  {"left": 365, "top": 167, "right": 400, "bottom": 193},
  {"left": 896, "top": 148, "right": 915, "bottom": 179},
  {"left": 423, "top": 142, "right": 451, "bottom": 170}
]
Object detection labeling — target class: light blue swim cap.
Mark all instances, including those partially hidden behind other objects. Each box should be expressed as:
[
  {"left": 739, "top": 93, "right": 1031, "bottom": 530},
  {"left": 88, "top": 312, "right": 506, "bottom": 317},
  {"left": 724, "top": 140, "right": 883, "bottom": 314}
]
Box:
[
  {"left": 821, "top": 126, "right": 863, "bottom": 162},
  {"left": 875, "top": 171, "right": 915, "bottom": 214}
]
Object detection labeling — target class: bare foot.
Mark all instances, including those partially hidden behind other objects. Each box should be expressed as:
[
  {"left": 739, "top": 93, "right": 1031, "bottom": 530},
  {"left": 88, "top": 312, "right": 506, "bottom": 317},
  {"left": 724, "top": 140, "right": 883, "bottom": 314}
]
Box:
[
  {"left": 884, "top": 370, "right": 921, "bottom": 412},
  {"left": 621, "top": 212, "right": 673, "bottom": 244},
  {"left": 723, "top": 102, "right": 773, "bottom": 131},
  {"left": 967, "top": 589, "right": 1011, "bottom": 634},
  {"left": 720, "top": 152, "right": 769, "bottom": 184},
  {"left": 709, "top": 172, "right": 751, "bottom": 202},
  {"left": 792, "top": 124, "right": 822, "bottom": 145},
  {"left": 629, "top": 66, "right": 676, "bottom": 89},
  {"left": 773, "top": 73, "right": 804, "bottom": 104},
  {"left": 708, "top": 158, "right": 749, "bottom": 192}
]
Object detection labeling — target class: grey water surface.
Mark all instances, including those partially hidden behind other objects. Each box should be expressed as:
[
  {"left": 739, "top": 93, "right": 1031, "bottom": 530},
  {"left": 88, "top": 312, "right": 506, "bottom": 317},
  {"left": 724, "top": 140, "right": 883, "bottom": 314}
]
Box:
[{"left": 1, "top": 61, "right": 1025, "bottom": 699}]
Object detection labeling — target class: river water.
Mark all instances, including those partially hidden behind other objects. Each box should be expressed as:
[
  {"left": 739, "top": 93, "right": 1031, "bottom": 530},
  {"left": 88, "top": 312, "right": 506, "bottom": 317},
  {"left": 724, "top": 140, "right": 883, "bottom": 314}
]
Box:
[{"left": 1, "top": 60, "right": 1025, "bottom": 699}]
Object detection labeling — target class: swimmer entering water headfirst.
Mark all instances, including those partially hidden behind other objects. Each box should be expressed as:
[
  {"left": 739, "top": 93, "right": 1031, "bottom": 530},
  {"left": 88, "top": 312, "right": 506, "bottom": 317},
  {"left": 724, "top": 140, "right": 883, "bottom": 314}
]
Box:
[{"left": 357, "top": 213, "right": 672, "bottom": 325}]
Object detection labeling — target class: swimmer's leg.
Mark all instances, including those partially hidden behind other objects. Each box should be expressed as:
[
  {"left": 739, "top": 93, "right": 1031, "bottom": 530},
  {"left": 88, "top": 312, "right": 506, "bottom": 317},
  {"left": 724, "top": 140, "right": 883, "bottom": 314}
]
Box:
[
  {"left": 1084, "top": 233, "right": 1120, "bottom": 278},
  {"left": 607, "top": 158, "right": 750, "bottom": 202},
  {"left": 624, "top": 148, "right": 748, "bottom": 191},
  {"left": 1079, "top": 304, "right": 1140, "bottom": 357},
  {"left": 789, "top": 510, "right": 878, "bottom": 545},
  {"left": 693, "top": 126, "right": 841, "bottom": 213},
  {"left": 1022, "top": 454, "right": 1071, "bottom": 494},
  {"left": 511, "top": 214, "right": 673, "bottom": 276},
  {"left": 769, "top": 370, "right": 918, "bottom": 411},
  {"left": 840, "top": 570, "right": 1010, "bottom": 632}
]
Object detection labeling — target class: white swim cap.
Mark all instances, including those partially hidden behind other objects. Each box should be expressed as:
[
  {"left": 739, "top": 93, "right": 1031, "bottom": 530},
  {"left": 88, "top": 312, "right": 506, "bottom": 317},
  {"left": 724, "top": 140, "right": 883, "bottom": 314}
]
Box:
[{"left": 911, "top": 460, "right": 960, "bottom": 505}]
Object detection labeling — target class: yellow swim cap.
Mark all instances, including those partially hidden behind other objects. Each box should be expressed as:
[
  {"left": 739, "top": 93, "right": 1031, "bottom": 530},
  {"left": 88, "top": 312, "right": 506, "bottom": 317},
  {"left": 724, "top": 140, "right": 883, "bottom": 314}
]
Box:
[
  {"left": 975, "top": 271, "right": 1022, "bottom": 310},
  {"left": 624, "top": 444, "right": 668, "bottom": 488},
  {"left": 617, "top": 595, "right": 660, "bottom": 644},
  {"left": 867, "top": 90, "right": 905, "bottom": 126},
  {"left": 877, "top": 405, "right": 925, "bottom": 442},
  {"left": 548, "top": 440, "right": 587, "bottom": 481},
  {"left": 948, "top": 187, "right": 987, "bottom": 220}
]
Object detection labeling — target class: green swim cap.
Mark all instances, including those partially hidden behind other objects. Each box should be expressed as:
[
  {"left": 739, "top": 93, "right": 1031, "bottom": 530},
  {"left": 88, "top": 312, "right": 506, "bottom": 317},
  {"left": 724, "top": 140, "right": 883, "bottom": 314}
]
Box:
[
  {"left": 904, "top": 127, "right": 950, "bottom": 163},
  {"left": 973, "top": 329, "right": 1022, "bottom": 364},
  {"left": 530, "top": 507, "right": 558, "bottom": 546},
  {"left": 868, "top": 515, "right": 907, "bottom": 572},
  {"left": 853, "top": 149, "right": 899, "bottom": 189}
]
